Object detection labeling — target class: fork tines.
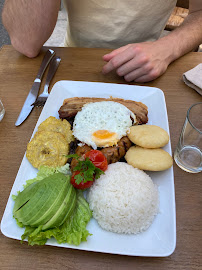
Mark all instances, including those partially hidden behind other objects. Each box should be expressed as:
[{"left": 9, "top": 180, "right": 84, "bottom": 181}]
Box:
[{"left": 32, "top": 97, "right": 48, "bottom": 107}]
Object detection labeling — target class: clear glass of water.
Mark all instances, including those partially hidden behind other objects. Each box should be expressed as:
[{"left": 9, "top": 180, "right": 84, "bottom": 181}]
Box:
[
  {"left": 0, "top": 99, "right": 5, "bottom": 121},
  {"left": 174, "top": 102, "right": 202, "bottom": 173}
]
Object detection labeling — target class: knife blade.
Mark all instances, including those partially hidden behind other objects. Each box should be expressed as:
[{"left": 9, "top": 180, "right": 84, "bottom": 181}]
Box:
[{"left": 15, "top": 49, "right": 55, "bottom": 126}]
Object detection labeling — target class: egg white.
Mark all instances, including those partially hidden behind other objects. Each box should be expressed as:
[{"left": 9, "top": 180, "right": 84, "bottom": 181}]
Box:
[{"left": 73, "top": 101, "right": 136, "bottom": 149}]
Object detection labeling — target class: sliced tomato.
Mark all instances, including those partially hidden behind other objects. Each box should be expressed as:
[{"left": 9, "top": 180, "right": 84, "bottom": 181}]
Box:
[
  {"left": 70, "top": 171, "right": 94, "bottom": 190},
  {"left": 84, "top": 150, "right": 108, "bottom": 171}
]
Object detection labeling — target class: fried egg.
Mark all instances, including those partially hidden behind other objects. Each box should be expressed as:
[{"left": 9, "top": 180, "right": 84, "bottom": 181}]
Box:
[{"left": 73, "top": 101, "right": 136, "bottom": 149}]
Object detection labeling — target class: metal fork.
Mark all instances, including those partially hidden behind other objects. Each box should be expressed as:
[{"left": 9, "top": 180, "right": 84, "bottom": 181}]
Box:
[{"left": 32, "top": 56, "right": 61, "bottom": 107}]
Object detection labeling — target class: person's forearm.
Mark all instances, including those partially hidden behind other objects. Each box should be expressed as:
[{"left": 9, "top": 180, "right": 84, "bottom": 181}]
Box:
[
  {"left": 2, "top": 0, "right": 61, "bottom": 57},
  {"left": 157, "top": 8, "right": 202, "bottom": 64}
]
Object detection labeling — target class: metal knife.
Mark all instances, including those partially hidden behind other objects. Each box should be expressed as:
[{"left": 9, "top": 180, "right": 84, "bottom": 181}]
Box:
[{"left": 15, "top": 49, "right": 55, "bottom": 126}]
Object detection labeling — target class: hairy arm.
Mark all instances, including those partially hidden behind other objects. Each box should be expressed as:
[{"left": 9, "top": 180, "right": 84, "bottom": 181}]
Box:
[
  {"left": 2, "top": 0, "right": 61, "bottom": 57},
  {"left": 102, "top": 0, "right": 202, "bottom": 82},
  {"left": 163, "top": 0, "right": 202, "bottom": 59}
]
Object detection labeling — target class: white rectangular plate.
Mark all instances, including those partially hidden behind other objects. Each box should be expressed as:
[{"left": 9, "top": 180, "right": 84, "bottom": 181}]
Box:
[{"left": 1, "top": 80, "right": 176, "bottom": 257}]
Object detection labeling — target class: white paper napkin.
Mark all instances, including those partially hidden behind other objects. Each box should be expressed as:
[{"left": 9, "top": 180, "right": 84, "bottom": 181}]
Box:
[{"left": 183, "top": 64, "right": 202, "bottom": 95}]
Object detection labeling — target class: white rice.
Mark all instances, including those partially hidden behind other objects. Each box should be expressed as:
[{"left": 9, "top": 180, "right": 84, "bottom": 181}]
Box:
[{"left": 87, "top": 162, "right": 159, "bottom": 234}]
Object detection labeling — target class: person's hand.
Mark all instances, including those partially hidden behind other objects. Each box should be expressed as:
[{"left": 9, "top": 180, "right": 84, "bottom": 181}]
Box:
[{"left": 102, "top": 41, "right": 173, "bottom": 83}]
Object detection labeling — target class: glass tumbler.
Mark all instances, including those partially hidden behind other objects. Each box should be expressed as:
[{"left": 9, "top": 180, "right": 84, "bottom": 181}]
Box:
[{"left": 174, "top": 102, "right": 202, "bottom": 173}]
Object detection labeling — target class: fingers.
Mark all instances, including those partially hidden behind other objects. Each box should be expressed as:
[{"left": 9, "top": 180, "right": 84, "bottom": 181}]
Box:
[
  {"left": 116, "top": 56, "right": 149, "bottom": 77},
  {"left": 124, "top": 68, "right": 160, "bottom": 82},
  {"left": 102, "top": 45, "right": 136, "bottom": 74},
  {"left": 123, "top": 60, "right": 160, "bottom": 82},
  {"left": 103, "top": 45, "right": 130, "bottom": 61},
  {"left": 102, "top": 52, "right": 157, "bottom": 82}
]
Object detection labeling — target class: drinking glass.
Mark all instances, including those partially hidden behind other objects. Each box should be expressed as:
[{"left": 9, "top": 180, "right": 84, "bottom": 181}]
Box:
[
  {"left": 174, "top": 102, "right": 202, "bottom": 173},
  {"left": 0, "top": 99, "right": 5, "bottom": 121}
]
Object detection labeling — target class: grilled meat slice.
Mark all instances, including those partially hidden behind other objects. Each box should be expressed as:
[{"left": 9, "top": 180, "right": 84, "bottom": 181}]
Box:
[
  {"left": 101, "top": 136, "right": 132, "bottom": 164},
  {"left": 58, "top": 97, "right": 148, "bottom": 124}
]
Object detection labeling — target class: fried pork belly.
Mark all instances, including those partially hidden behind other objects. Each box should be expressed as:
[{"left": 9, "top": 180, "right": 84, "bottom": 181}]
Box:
[{"left": 58, "top": 97, "right": 148, "bottom": 124}]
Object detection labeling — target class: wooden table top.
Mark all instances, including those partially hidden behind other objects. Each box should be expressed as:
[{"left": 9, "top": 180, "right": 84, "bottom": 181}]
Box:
[{"left": 0, "top": 45, "right": 201, "bottom": 270}]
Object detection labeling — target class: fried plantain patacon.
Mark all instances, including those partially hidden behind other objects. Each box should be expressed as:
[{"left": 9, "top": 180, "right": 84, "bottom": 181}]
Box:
[
  {"left": 26, "top": 131, "right": 69, "bottom": 168},
  {"left": 37, "top": 116, "right": 73, "bottom": 143}
]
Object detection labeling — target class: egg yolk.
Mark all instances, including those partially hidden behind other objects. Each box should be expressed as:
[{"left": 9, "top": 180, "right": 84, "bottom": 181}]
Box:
[
  {"left": 93, "top": 130, "right": 116, "bottom": 139},
  {"left": 92, "top": 130, "right": 118, "bottom": 147}
]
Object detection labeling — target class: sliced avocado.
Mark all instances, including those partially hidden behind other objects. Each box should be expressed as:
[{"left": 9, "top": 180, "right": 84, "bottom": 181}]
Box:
[
  {"left": 14, "top": 174, "right": 66, "bottom": 223},
  {"left": 13, "top": 173, "right": 69, "bottom": 225},
  {"left": 42, "top": 184, "right": 76, "bottom": 230},
  {"left": 13, "top": 181, "right": 40, "bottom": 213},
  {"left": 57, "top": 190, "right": 77, "bottom": 227},
  {"left": 30, "top": 176, "right": 72, "bottom": 226},
  {"left": 14, "top": 183, "right": 48, "bottom": 223},
  {"left": 25, "top": 180, "right": 66, "bottom": 226}
]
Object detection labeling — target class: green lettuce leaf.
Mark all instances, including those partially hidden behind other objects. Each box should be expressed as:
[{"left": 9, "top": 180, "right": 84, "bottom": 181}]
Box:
[{"left": 24, "top": 164, "right": 71, "bottom": 188}]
